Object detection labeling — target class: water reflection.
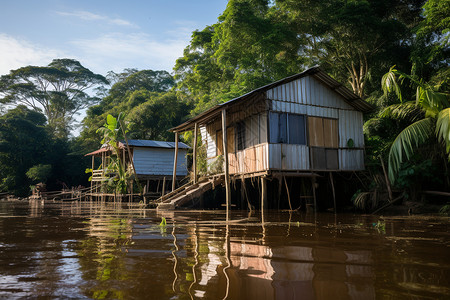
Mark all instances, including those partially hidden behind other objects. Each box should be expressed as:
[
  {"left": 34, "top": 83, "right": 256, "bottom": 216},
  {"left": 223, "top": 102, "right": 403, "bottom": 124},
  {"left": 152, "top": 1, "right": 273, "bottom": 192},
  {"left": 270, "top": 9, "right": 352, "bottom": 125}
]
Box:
[{"left": 0, "top": 201, "right": 448, "bottom": 299}]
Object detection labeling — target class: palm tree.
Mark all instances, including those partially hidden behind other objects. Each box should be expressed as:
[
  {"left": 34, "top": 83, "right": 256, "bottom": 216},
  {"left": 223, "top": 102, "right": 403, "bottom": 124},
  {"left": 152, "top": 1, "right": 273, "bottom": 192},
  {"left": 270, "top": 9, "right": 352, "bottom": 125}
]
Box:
[{"left": 381, "top": 66, "right": 450, "bottom": 183}]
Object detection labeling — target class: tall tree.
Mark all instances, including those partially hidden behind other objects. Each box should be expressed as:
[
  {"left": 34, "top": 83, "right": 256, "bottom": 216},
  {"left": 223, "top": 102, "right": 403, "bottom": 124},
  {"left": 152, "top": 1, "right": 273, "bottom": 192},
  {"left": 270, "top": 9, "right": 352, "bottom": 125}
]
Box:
[
  {"left": 276, "top": 0, "right": 425, "bottom": 97},
  {"left": 0, "top": 59, "right": 108, "bottom": 138},
  {"left": 174, "top": 0, "right": 301, "bottom": 113}
]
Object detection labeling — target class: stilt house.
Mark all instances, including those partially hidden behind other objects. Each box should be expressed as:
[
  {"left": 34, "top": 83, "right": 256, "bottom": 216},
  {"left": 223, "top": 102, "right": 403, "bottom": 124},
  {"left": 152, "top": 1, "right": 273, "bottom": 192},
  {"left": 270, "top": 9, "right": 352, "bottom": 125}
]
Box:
[
  {"left": 159, "top": 67, "right": 372, "bottom": 210},
  {"left": 86, "top": 139, "right": 189, "bottom": 199}
]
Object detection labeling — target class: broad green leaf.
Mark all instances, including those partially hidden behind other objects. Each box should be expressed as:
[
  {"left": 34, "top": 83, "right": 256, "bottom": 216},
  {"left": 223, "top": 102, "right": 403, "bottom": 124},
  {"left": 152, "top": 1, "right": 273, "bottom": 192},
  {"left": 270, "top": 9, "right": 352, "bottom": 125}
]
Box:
[{"left": 388, "top": 118, "right": 434, "bottom": 183}]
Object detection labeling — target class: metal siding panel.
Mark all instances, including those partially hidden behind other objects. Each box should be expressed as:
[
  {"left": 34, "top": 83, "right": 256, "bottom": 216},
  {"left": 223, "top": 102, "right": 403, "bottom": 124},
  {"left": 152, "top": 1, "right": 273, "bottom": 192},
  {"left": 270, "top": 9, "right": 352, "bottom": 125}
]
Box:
[
  {"left": 133, "top": 148, "right": 188, "bottom": 176},
  {"left": 269, "top": 144, "right": 282, "bottom": 169},
  {"left": 339, "top": 110, "right": 364, "bottom": 148},
  {"left": 339, "top": 149, "right": 364, "bottom": 170},
  {"left": 281, "top": 144, "right": 310, "bottom": 170},
  {"left": 301, "top": 77, "right": 307, "bottom": 104}
]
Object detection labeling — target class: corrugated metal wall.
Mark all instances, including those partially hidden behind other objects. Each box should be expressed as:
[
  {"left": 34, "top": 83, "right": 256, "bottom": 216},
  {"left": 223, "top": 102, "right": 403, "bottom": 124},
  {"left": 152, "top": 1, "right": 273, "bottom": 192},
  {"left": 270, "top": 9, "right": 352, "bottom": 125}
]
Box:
[
  {"left": 338, "top": 110, "right": 364, "bottom": 148},
  {"left": 339, "top": 149, "right": 364, "bottom": 171},
  {"left": 267, "top": 74, "right": 365, "bottom": 171},
  {"left": 133, "top": 148, "right": 188, "bottom": 176},
  {"left": 269, "top": 144, "right": 310, "bottom": 170},
  {"left": 266, "top": 76, "right": 354, "bottom": 110},
  {"left": 196, "top": 74, "right": 365, "bottom": 174}
]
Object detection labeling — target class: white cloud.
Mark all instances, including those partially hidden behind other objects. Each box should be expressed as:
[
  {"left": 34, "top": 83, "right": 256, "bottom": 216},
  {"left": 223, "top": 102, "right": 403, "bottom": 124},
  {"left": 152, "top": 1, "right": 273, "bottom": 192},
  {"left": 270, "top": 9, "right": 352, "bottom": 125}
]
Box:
[
  {"left": 70, "top": 32, "right": 189, "bottom": 74},
  {"left": 56, "top": 10, "right": 137, "bottom": 27},
  {"left": 0, "top": 34, "right": 64, "bottom": 75}
]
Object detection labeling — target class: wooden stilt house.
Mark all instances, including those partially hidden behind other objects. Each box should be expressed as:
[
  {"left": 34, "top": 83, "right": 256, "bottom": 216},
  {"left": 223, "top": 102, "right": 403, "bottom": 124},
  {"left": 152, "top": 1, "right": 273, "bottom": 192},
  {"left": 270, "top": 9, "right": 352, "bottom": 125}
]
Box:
[
  {"left": 159, "top": 67, "right": 372, "bottom": 210},
  {"left": 86, "top": 139, "right": 189, "bottom": 201}
]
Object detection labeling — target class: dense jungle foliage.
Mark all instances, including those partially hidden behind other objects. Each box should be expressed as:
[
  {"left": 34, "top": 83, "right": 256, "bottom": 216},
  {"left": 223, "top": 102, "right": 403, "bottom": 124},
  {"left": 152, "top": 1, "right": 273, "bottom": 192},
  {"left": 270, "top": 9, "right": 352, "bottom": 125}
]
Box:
[{"left": 0, "top": 0, "right": 448, "bottom": 211}]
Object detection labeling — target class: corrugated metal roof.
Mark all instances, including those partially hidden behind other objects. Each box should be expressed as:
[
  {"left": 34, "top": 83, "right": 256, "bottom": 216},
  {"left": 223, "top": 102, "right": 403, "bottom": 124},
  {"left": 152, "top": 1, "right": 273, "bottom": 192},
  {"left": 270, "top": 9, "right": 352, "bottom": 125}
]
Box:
[
  {"left": 85, "top": 139, "right": 190, "bottom": 156},
  {"left": 171, "top": 67, "right": 374, "bottom": 133},
  {"left": 124, "top": 139, "right": 190, "bottom": 149}
]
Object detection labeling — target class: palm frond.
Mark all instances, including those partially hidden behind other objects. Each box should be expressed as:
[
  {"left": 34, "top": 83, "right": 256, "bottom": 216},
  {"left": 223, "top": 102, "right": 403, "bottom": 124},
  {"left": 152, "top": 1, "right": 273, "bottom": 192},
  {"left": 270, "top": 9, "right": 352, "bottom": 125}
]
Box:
[
  {"left": 436, "top": 108, "right": 450, "bottom": 154},
  {"left": 388, "top": 118, "right": 434, "bottom": 183},
  {"left": 379, "top": 101, "right": 423, "bottom": 122},
  {"left": 381, "top": 66, "right": 403, "bottom": 102}
]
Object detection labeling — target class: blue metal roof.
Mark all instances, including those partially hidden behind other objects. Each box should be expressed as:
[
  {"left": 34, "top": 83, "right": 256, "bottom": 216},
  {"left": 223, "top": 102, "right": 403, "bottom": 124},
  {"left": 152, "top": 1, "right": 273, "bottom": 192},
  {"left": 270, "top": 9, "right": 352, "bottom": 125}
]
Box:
[{"left": 122, "top": 139, "right": 190, "bottom": 149}]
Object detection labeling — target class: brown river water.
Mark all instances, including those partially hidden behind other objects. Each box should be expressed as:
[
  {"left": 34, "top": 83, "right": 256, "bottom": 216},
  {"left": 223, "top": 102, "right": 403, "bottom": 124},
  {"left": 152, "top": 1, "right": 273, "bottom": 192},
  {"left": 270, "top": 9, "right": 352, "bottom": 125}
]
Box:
[{"left": 0, "top": 200, "right": 449, "bottom": 299}]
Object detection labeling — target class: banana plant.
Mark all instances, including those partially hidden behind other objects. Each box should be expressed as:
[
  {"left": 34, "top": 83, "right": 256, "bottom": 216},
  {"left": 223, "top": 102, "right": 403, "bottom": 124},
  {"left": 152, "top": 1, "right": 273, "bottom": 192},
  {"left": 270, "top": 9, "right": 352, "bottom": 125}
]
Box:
[{"left": 96, "top": 113, "right": 131, "bottom": 194}]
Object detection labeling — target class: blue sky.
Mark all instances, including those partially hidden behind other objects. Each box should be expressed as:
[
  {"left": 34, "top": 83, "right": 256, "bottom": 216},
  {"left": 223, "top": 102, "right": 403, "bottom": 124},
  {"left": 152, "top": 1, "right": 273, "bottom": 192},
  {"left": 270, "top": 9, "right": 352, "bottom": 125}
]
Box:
[{"left": 0, "top": 0, "right": 228, "bottom": 76}]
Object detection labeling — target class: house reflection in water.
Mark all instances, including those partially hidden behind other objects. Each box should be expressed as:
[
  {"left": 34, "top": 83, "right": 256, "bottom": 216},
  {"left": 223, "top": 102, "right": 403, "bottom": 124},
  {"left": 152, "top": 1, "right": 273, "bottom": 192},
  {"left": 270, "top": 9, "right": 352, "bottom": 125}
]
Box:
[{"left": 194, "top": 240, "right": 375, "bottom": 299}]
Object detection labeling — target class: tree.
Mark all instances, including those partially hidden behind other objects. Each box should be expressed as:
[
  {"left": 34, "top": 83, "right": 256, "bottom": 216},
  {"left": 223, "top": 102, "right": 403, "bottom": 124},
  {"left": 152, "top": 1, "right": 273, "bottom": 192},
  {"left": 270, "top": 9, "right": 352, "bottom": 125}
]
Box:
[
  {"left": 174, "top": 0, "right": 301, "bottom": 113},
  {"left": 0, "top": 58, "right": 108, "bottom": 138},
  {"left": 81, "top": 69, "right": 178, "bottom": 147},
  {"left": 381, "top": 67, "right": 450, "bottom": 183},
  {"left": 126, "top": 91, "right": 191, "bottom": 140},
  {"left": 276, "top": 0, "right": 425, "bottom": 97},
  {"left": 0, "top": 106, "right": 51, "bottom": 195}
]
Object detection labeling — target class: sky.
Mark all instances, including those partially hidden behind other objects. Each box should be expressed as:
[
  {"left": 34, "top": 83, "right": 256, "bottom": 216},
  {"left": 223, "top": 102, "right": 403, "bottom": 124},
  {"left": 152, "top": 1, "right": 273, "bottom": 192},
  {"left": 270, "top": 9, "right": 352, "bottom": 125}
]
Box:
[{"left": 0, "top": 0, "right": 228, "bottom": 77}]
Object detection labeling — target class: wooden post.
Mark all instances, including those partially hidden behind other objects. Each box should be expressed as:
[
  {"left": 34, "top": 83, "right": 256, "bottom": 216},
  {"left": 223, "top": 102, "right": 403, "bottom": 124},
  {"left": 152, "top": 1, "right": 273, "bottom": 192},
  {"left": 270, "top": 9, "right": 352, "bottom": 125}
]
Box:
[
  {"left": 172, "top": 132, "right": 179, "bottom": 192},
  {"left": 193, "top": 123, "right": 198, "bottom": 184},
  {"left": 162, "top": 177, "right": 166, "bottom": 196},
  {"left": 261, "top": 177, "right": 267, "bottom": 210},
  {"left": 329, "top": 172, "right": 336, "bottom": 213},
  {"left": 222, "top": 109, "right": 230, "bottom": 215},
  {"left": 91, "top": 156, "right": 94, "bottom": 196},
  {"left": 284, "top": 176, "right": 292, "bottom": 211},
  {"left": 312, "top": 176, "right": 317, "bottom": 213}
]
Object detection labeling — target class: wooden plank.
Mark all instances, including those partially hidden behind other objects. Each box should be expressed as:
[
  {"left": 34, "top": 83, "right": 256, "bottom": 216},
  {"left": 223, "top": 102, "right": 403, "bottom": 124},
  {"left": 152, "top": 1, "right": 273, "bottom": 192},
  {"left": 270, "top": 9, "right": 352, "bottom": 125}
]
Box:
[
  {"left": 323, "top": 118, "right": 338, "bottom": 148},
  {"left": 308, "top": 117, "right": 324, "bottom": 147},
  {"left": 216, "top": 129, "right": 223, "bottom": 156}
]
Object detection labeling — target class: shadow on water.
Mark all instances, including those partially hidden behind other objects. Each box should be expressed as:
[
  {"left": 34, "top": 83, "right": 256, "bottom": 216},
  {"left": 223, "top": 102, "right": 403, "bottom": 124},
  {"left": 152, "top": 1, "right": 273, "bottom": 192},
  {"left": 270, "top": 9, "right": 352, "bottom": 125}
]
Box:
[{"left": 0, "top": 200, "right": 449, "bottom": 299}]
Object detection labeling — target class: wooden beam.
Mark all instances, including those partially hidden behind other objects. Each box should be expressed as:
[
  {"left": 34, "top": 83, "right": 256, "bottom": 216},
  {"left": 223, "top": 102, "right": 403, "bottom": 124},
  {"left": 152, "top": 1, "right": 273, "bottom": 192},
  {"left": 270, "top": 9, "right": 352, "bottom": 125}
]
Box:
[
  {"left": 193, "top": 122, "right": 198, "bottom": 184},
  {"left": 312, "top": 176, "right": 317, "bottom": 213},
  {"left": 172, "top": 132, "right": 179, "bottom": 192},
  {"left": 261, "top": 177, "right": 268, "bottom": 210},
  {"left": 222, "top": 109, "right": 230, "bottom": 214},
  {"left": 329, "top": 172, "right": 336, "bottom": 213}
]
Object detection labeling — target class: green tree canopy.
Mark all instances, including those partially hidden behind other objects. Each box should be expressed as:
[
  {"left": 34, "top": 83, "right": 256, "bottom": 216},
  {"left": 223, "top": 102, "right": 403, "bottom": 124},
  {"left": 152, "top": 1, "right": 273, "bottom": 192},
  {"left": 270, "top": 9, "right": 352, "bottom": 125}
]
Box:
[
  {"left": 0, "top": 58, "right": 108, "bottom": 138},
  {"left": 0, "top": 106, "right": 51, "bottom": 195}
]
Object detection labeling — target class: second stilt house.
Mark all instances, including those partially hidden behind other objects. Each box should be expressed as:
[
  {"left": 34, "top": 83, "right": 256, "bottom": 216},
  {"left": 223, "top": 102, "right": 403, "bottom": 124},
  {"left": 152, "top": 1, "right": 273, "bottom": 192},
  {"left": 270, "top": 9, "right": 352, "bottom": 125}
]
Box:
[{"left": 161, "top": 67, "right": 372, "bottom": 210}]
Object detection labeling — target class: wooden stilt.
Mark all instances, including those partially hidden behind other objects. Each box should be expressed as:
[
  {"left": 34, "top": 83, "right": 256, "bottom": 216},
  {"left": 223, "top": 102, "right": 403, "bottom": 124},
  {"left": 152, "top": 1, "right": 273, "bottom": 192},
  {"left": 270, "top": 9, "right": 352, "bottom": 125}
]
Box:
[
  {"left": 261, "top": 177, "right": 267, "bottom": 211},
  {"left": 312, "top": 176, "right": 317, "bottom": 213},
  {"left": 91, "top": 156, "right": 94, "bottom": 196},
  {"left": 172, "top": 132, "right": 179, "bottom": 192},
  {"left": 162, "top": 177, "right": 166, "bottom": 196},
  {"left": 240, "top": 179, "right": 245, "bottom": 209},
  {"left": 222, "top": 109, "right": 230, "bottom": 216},
  {"left": 193, "top": 122, "right": 198, "bottom": 184},
  {"left": 277, "top": 176, "right": 282, "bottom": 210},
  {"left": 284, "top": 176, "right": 293, "bottom": 211},
  {"left": 329, "top": 172, "right": 336, "bottom": 213}
]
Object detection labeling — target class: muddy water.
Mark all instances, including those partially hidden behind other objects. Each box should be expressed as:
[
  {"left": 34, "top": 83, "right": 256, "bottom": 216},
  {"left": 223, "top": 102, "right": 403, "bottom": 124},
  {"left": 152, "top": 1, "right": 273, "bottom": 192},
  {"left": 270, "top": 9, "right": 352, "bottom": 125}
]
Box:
[{"left": 0, "top": 201, "right": 449, "bottom": 299}]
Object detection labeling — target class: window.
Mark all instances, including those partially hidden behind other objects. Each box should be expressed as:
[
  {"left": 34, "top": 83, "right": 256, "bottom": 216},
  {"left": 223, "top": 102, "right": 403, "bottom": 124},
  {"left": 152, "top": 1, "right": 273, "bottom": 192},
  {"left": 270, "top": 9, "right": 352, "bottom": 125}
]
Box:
[
  {"left": 269, "top": 112, "right": 306, "bottom": 145},
  {"left": 216, "top": 129, "right": 223, "bottom": 156},
  {"left": 236, "top": 122, "right": 246, "bottom": 150}
]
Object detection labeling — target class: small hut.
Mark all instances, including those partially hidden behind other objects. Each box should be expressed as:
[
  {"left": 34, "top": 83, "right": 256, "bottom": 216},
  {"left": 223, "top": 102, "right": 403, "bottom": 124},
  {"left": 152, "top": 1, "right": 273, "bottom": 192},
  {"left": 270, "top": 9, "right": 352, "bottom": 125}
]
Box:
[
  {"left": 86, "top": 139, "right": 189, "bottom": 200},
  {"left": 160, "top": 67, "right": 373, "bottom": 210}
]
